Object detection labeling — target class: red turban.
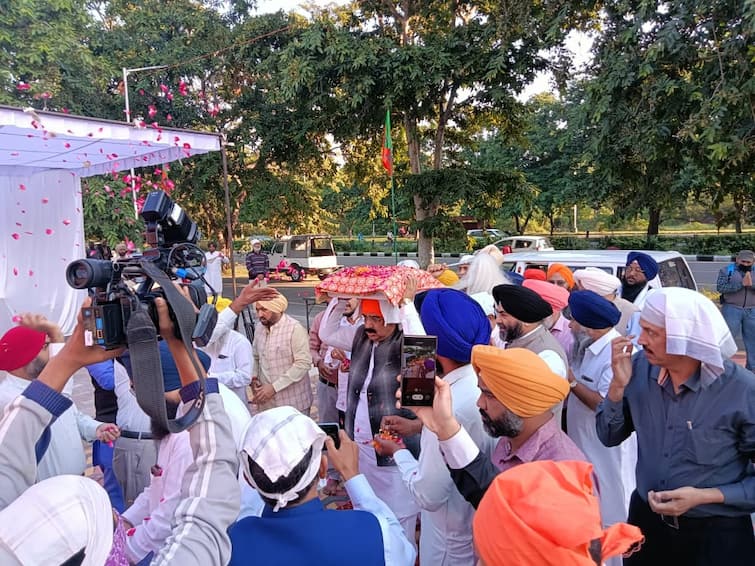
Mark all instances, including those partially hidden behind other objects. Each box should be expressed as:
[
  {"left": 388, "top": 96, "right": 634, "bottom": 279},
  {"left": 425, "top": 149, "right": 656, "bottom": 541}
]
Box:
[
  {"left": 0, "top": 326, "right": 46, "bottom": 372},
  {"left": 473, "top": 460, "right": 643, "bottom": 565},
  {"left": 523, "top": 268, "right": 546, "bottom": 281}
]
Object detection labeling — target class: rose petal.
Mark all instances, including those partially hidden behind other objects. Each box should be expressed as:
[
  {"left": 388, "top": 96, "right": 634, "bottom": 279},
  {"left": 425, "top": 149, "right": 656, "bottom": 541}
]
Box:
[
  {"left": 19, "top": 184, "right": 26, "bottom": 191},
  {"left": 11, "top": 233, "right": 20, "bottom": 240},
  {"left": 62, "top": 219, "right": 71, "bottom": 226},
  {"left": 41, "top": 197, "right": 49, "bottom": 204},
  {"left": 45, "top": 228, "right": 54, "bottom": 235},
  {"left": 12, "top": 267, "right": 18, "bottom": 276}
]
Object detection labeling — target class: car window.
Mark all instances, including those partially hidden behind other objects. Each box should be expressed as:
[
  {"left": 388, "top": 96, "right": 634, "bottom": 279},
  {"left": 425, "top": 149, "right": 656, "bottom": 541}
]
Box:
[
  {"left": 288, "top": 239, "right": 307, "bottom": 257},
  {"left": 311, "top": 238, "right": 335, "bottom": 257},
  {"left": 501, "top": 261, "right": 516, "bottom": 272},
  {"left": 658, "top": 259, "right": 696, "bottom": 289},
  {"left": 270, "top": 242, "right": 283, "bottom": 254}
]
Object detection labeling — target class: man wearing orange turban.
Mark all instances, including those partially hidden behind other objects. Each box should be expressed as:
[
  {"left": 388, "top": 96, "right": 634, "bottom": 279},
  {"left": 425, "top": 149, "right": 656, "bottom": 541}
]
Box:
[
  {"left": 411, "top": 346, "right": 586, "bottom": 509},
  {"left": 473, "top": 460, "right": 643, "bottom": 565},
  {"left": 547, "top": 263, "right": 575, "bottom": 290}
]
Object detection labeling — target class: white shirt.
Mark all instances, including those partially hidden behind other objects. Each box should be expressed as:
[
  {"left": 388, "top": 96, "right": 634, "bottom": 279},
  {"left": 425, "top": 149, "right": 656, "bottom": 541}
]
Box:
[
  {"left": 201, "top": 329, "right": 253, "bottom": 405},
  {"left": 0, "top": 347, "right": 101, "bottom": 481},
  {"left": 113, "top": 359, "right": 152, "bottom": 432},
  {"left": 393, "top": 364, "right": 486, "bottom": 566},
  {"left": 566, "top": 328, "right": 637, "bottom": 527},
  {"left": 123, "top": 383, "right": 257, "bottom": 562},
  {"left": 204, "top": 250, "right": 228, "bottom": 294}
]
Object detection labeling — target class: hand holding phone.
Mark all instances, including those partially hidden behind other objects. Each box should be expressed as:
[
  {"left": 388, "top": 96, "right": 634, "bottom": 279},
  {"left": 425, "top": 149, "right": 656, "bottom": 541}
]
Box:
[
  {"left": 400, "top": 335, "right": 438, "bottom": 407},
  {"left": 319, "top": 423, "right": 341, "bottom": 449}
]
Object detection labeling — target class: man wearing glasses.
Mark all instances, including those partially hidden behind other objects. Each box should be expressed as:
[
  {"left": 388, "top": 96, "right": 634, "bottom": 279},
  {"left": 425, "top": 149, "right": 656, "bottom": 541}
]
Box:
[{"left": 597, "top": 288, "right": 755, "bottom": 565}]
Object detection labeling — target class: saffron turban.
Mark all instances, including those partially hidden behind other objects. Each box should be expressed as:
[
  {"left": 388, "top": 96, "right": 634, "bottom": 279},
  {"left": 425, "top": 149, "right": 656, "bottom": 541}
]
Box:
[
  {"left": 0, "top": 326, "right": 46, "bottom": 372},
  {"left": 523, "top": 280, "right": 570, "bottom": 313},
  {"left": 436, "top": 269, "right": 460, "bottom": 286},
  {"left": 547, "top": 263, "right": 575, "bottom": 290},
  {"left": 360, "top": 298, "right": 400, "bottom": 323},
  {"left": 568, "top": 291, "right": 621, "bottom": 330},
  {"left": 471, "top": 346, "right": 569, "bottom": 417},
  {"left": 626, "top": 252, "right": 659, "bottom": 280},
  {"left": 573, "top": 267, "right": 621, "bottom": 297},
  {"left": 492, "top": 284, "right": 553, "bottom": 323},
  {"left": 256, "top": 292, "right": 288, "bottom": 314},
  {"left": 473, "top": 460, "right": 644, "bottom": 566},
  {"left": 523, "top": 268, "right": 547, "bottom": 281},
  {"left": 420, "top": 289, "right": 491, "bottom": 364}
]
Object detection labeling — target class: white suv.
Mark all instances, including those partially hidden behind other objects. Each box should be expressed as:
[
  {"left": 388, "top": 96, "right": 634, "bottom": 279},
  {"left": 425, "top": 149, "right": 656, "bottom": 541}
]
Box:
[{"left": 494, "top": 236, "right": 554, "bottom": 252}]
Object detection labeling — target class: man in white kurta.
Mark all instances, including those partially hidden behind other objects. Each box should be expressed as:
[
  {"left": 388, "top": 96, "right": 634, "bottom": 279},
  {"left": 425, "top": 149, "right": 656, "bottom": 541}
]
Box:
[
  {"left": 565, "top": 290, "right": 637, "bottom": 551},
  {"left": 204, "top": 241, "right": 229, "bottom": 294},
  {"left": 202, "top": 326, "right": 253, "bottom": 407},
  {"left": 374, "top": 289, "right": 493, "bottom": 565}
]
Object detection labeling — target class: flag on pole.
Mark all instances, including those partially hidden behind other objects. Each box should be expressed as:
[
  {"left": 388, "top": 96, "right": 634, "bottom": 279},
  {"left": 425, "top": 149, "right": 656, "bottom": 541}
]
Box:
[{"left": 381, "top": 109, "right": 393, "bottom": 177}]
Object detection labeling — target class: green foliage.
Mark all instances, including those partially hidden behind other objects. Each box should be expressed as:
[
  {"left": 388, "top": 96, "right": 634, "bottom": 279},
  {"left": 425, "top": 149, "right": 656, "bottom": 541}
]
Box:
[{"left": 81, "top": 178, "right": 144, "bottom": 245}]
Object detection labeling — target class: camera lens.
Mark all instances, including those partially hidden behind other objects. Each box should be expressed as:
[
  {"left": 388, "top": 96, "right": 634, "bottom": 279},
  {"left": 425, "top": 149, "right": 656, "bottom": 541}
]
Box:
[{"left": 65, "top": 259, "right": 114, "bottom": 289}]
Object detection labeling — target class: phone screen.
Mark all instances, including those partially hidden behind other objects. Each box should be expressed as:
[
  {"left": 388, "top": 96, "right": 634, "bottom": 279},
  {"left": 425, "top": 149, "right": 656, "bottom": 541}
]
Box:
[
  {"left": 400, "top": 335, "right": 438, "bottom": 406},
  {"left": 319, "top": 423, "right": 340, "bottom": 449}
]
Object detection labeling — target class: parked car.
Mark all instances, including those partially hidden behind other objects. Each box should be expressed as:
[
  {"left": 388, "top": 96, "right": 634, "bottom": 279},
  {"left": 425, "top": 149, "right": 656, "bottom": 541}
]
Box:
[
  {"left": 494, "top": 236, "right": 555, "bottom": 252},
  {"left": 268, "top": 234, "right": 340, "bottom": 282},
  {"left": 501, "top": 250, "right": 697, "bottom": 290},
  {"left": 467, "top": 228, "right": 507, "bottom": 239}
]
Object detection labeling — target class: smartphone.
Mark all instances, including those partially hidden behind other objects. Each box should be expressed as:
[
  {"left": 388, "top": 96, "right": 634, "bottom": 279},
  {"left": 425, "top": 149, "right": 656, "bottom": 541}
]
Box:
[
  {"left": 400, "top": 335, "right": 438, "bottom": 406},
  {"left": 319, "top": 423, "right": 340, "bottom": 450}
]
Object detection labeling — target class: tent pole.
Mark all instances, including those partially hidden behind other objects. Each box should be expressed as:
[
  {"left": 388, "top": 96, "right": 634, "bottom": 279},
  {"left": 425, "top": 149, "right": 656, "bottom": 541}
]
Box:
[{"left": 220, "top": 137, "right": 237, "bottom": 297}]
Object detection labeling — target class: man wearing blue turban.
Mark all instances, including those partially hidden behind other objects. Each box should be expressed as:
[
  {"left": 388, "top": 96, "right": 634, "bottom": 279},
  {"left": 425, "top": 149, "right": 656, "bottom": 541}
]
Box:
[
  {"left": 621, "top": 251, "right": 659, "bottom": 308},
  {"left": 374, "top": 289, "right": 492, "bottom": 566},
  {"left": 566, "top": 290, "right": 637, "bottom": 545}
]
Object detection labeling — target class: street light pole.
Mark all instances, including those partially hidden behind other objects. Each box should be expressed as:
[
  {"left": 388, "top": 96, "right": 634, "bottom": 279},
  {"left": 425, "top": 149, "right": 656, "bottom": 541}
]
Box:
[{"left": 122, "top": 65, "right": 169, "bottom": 218}]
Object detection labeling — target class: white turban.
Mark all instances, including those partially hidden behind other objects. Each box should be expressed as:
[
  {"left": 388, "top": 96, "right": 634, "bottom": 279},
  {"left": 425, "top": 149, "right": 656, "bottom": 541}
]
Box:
[
  {"left": 397, "top": 259, "right": 420, "bottom": 269},
  {"left": 240, "top": 406, "right": 326, "bottom": 512},
  {"left": 640, "top": 288, "right": 738, "bottom": 384},
  {"left": 573, "top": 267, "right": 621, "bottom": 296},
  {"left": 0, "top": 475, "right": 114, "bottom": 566}
]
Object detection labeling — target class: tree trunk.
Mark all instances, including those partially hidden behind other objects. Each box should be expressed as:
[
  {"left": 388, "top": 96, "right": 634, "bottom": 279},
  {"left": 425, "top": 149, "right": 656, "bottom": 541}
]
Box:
[
  {"left": 733, "top": 192, "right": 744, "bottom": 233},
  {"left": 647, "top": 206, "right": 661, "bottom": 236},
  {"left": 405, "top": 114, "right": 435, "bottom": 267}
]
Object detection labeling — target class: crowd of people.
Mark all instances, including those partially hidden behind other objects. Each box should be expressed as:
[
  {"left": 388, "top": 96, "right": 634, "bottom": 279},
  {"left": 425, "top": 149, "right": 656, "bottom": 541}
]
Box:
[{"left": 0, "top": 244, "right": 752, "bottom": 565}]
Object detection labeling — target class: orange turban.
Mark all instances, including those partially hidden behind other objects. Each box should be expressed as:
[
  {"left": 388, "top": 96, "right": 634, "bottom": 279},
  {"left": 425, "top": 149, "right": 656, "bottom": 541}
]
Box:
[
  {"left": 547, "top": 263, "right": 575, "bottom": 290},
  {"left": 361, "top": 299, "right": 382, "bottom": 317},
  {"left": 471, "top": 346, "right": 569, "bottom": 417},
  {"left": 473, "top": 460, "right": 643, "bottom": 566},
  {"left": 523, "top": 279, "right": 570, "bottom": 313}
]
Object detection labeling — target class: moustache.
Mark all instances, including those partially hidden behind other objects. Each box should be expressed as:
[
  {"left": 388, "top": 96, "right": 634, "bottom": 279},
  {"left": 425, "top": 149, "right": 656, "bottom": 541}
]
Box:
[{"left": 365, "top": 328, "right": 377, "bottom": 334}]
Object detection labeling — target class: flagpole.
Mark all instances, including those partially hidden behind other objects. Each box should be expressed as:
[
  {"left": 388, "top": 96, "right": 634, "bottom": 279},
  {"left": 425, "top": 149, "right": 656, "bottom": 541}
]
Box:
[{"left": 390, "top": 175, "right": 398, "bottom": 265}]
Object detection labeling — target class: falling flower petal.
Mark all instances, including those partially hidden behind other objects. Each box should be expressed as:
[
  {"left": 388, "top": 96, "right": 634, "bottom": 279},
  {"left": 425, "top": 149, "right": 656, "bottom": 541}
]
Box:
[
  {"left": 45, "top": 228, "right": 54, "bottom": 235},
  {"left": 178, "top": 81, "right": 188, "bottom": 96},
  {"left": 12, "top": 315, "right": 21, "bottom": 323},
  {"left": 28, "top": 270, "right": 34, "bottom": 276},
  {"left": 64, "top": 142, "right": 71, "bottom": 148},
  {"left": 62, "top": 219, "right": 71, "bottom": 226},
  {"left": 12, "top": 268, "right": 18, "bottom": 276},
  {"left": 11, "top": 233, "right": 20, "bottom": 240},
  {"left": 16, "top": 82, "right": 30, "bottom": 91},
  {"left": 19, "top": 184, "right": 26, "bottom": 191},
  {"left": 160, "top": 84, "right": 169, "bottom": 93},
  {"left": 167, "top": 92, "right": 173, "bottom": 101},
  {"left": 62, "top": 108, "right": 70, "bottom": 114},
  {"left": 139, "top": 89, "right": 145, "bottom": 96},
  {"left": 166, "top": 114, "right": 172, "bottom": 121},
  {"left": 148, "top": 105, "right": 157, "bottom": 118},
  {"left": 41, "top": 197, "right": 49, "bottom": 204}
]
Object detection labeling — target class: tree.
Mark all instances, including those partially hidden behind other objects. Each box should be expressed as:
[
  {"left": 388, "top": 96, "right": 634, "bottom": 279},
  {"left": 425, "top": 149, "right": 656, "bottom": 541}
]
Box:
[
  {"left": 275, "top": 0, "right": 600, "bottom": 265},
  {"left": 580, "top": 0, "right": 754, "bottom": 235}
]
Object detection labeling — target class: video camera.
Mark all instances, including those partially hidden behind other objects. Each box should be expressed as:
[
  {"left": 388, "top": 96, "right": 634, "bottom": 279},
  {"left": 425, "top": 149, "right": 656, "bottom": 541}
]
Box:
[{"left": 66, "top": 190, "right": 217, "bottom": 349}]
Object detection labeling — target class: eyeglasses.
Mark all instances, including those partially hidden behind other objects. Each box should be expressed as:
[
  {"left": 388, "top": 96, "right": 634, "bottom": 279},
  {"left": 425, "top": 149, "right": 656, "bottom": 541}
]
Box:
[{"left": 625, "top": 264, "right": 645, "bottom": 274}]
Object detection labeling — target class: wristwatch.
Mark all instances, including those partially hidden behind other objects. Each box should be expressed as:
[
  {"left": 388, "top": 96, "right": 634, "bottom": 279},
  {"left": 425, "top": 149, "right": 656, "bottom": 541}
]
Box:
[{"left": 569, "top": 380, "right": 578, "bottom": 389}]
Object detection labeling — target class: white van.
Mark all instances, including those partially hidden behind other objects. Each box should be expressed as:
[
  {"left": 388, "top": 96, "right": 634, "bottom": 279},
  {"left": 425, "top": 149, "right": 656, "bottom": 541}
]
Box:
[{"left": 502, "top": 250, "right": 697, "bottom": 290}]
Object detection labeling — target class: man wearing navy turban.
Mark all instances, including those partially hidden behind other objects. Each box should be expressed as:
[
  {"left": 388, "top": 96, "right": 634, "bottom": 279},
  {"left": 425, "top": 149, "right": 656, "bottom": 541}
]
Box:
[
  {"left": 374, "top": 289, "right": 492, "bottom": 566},
  {"left": 621, "top": 251, "right": 659, "bottom": 307}
]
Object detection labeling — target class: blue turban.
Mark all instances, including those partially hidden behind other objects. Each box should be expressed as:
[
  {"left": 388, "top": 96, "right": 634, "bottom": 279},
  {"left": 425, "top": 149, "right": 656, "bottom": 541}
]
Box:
[
  {"left": 507, "top": 272, "right": 524, "bottom": 286},
  {"left": 568, "top": 291, "right": 621, "bottom": 329},
  {"left": 626, "top": 251, "right": 659, "bottom": 280},
  {"left": 121, "top": 342, "right": 211, "bottom": 392},
  {"left": 420, "top": 289, "right": 491, "bottom": 364}
]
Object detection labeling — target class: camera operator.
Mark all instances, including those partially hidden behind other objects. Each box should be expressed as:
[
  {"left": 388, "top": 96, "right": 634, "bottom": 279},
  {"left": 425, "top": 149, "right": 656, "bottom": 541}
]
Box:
[
  {"left": 0, "top": 314, "right": 120, "bottom": 481},
  {"left": 0, "top": 290, "right": 274, "bottom": 564}
]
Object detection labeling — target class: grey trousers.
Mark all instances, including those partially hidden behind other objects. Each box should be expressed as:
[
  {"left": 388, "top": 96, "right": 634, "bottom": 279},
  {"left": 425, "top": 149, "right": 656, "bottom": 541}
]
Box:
[
  {"left": 113, "top": 435, "right": 158, "bottom": 508},
  {"left": 316, "top": 379, "right": 339, "bottom": 424}
]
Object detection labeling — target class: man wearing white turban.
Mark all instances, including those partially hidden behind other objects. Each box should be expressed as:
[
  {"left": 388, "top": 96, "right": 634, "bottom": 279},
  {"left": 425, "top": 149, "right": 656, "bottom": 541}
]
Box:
[{"left": 597, "top": 288, "right": 755, "bottom": 565}]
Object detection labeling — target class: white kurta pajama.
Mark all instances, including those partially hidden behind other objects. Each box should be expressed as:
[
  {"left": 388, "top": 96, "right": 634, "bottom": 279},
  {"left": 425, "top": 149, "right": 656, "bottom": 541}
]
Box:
[{"left": 567, "top": 329, "right": 637, "bottom": 530}]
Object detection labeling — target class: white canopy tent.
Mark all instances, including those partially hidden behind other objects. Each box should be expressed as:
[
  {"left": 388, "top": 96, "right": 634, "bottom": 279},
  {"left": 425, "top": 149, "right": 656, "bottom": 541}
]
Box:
[{"left": 0, "top": 105, "right": 222, "bottom": 334}]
